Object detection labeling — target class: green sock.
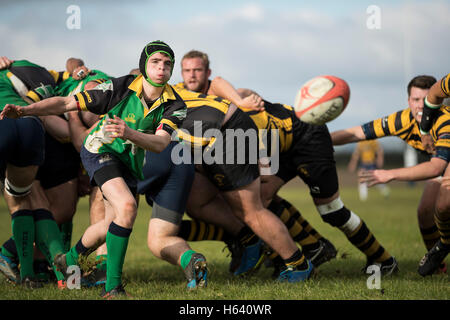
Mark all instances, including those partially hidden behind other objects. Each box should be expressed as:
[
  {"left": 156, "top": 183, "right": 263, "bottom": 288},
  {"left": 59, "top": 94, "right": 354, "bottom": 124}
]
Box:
[
  {"left": 105, "top": 222, "right": 132, "bottom": 292},
  {"left": 60, "top": 221, "right": 73, "bottom": 252},
  {"left": 11, "top": 210, "right": 35, "bottom": 279},
  {"left": 34, "top": 209, "right": 65, "bottom": 281},
  {"left": 96, "top": 254, "right": 107, "bottom": 271},
  {"left": 180, "top": 250, "right": 196, "bottom": 270}
]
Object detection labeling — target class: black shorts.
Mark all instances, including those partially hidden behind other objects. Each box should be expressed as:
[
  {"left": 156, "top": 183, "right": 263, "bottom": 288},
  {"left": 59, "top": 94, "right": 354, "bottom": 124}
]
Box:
[
  {"left": 202, "top": 108, "right": 260, "bottom": 191},
  {"left": 276, "top": 123, "right": 339, "bottom": 199},
  {"left": 0, "top": 117, "right": 45, "bottom": 168},
  {"left": 36, "top": 132, "right": 81, "bottom": 189}
]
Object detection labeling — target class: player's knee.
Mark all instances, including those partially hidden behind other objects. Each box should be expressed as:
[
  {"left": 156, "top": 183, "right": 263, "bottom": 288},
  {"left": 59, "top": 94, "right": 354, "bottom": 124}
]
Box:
[
  {"left": 435, "top": 194, "right": 450, "bottom": 219},
  {"left": 316, "top": 197, "right": 353, "bottom": 228},
  {"left": 118, "top": 198, "right": 137, "bottom": 216},
  {"left": 4, "top": 178, "right": 32, "bottom": 198}
]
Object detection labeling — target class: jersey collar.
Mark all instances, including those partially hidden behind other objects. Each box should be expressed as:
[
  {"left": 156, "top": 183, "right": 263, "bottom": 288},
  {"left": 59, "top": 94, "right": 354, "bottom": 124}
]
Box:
[{"left": 128, "top": 74, "right": 178, "bottom": 116}]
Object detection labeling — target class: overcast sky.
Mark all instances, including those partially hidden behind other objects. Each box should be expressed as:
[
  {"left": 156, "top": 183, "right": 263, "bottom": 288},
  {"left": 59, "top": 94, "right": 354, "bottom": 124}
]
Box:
[{"left": 2, "top": 0, "right": 449, "bottom": 152}]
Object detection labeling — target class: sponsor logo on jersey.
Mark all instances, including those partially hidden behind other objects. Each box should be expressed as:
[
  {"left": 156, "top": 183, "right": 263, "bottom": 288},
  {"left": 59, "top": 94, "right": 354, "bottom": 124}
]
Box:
[{"left": 125, "top": 113, "right": 136, "bottom": 123}]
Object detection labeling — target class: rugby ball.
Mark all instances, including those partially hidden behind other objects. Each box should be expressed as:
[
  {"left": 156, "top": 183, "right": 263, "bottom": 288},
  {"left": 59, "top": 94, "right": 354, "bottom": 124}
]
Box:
[{"left": 294, "top": 75, "right": 350, "bottom": 125}]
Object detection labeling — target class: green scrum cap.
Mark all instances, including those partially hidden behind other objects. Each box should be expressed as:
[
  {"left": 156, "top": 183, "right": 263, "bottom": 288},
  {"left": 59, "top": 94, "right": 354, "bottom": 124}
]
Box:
[{"left": 139, "top": 40, "right": 175, "bottom": 87}]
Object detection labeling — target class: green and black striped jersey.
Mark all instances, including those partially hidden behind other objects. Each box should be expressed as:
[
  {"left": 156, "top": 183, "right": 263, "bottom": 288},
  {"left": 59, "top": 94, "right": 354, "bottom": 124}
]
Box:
[{"left": 2, "top": 60, "right": 57, "bottom": 104}]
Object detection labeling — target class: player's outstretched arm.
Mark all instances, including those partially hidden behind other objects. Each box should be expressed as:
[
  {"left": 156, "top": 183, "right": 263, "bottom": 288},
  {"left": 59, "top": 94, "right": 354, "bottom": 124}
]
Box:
[
  {"left": 0, "top": 96, "right": 77, "bottom": 119},
  {"left": 208, "top": 76, "right": 264, "bottom": 111},
  {"left": 359, "top": 157, "right": 447, "bottom": 187},
  {"left": 330, "top": 126, "right": 366, "bottom": 145},
  {"left": 104, "top": 115, "right": 171, "bottom": 153}
]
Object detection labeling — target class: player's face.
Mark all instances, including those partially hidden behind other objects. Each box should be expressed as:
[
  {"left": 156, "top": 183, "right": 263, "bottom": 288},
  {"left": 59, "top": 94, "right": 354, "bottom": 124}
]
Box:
[
  {"left": 408, "top": 86, "right": 430, "bottom": 123},
  {"left": 145, "top": 52, "right": 173, "bottom": 85},
  {"left": 181, "top": 57, "right": 210, "bottom": 93}
]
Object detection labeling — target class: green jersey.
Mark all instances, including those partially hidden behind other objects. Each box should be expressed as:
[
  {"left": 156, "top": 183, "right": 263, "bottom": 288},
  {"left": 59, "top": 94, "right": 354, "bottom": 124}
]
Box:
[
  {"left": 74, "top": 74, "right": 187, "bottom": 179},
  {"left": 55, "top": 69, "right": 110, "bottom": 97},
  {"left": 0, "top": 60, "right": 57, "bottom": 109}
]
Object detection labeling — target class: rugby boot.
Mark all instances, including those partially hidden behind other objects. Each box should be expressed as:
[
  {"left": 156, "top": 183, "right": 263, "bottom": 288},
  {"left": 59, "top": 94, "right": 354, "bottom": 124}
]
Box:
[
  {"left": 418, "top": 240, "right": 450, "bottom": 277},
  {"left": 184, "top": 253, "right": 208, "bottom": 289}
]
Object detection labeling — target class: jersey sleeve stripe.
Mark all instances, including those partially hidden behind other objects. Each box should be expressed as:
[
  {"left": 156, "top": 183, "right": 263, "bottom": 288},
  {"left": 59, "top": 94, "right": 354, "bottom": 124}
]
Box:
[
  {"left": 74, "top": 92, "right": 88, "bottom": 111},
  {"left": 26, "top": 90, "right": 40, "bottom": 103},
  {"left": 441, "top": 74, "right": 450, "bottom": 96}
]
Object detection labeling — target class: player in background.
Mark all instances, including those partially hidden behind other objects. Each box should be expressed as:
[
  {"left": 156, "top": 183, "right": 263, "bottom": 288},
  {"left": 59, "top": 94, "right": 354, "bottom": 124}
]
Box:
[
  {"left": 347, "top": 140, "right": 390, "bottom": 201},
  {"left": 361, "top": 73, "right": 450, "bottom": 276},
  {"left": 1, "top": 41, "right": 208, "bottom": 297},
  {"left": 332, "top": 75, "right": 449, "bottom": 275}
]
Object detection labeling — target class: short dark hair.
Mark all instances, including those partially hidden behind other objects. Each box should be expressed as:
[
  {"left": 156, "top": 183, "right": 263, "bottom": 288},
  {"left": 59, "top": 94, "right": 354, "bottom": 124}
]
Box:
[
  {"left": 407, "top": 75, "right": 436, "bottom": 96},
  {"left": 181, "top": 50, "right": 210, "bottom": 70}
]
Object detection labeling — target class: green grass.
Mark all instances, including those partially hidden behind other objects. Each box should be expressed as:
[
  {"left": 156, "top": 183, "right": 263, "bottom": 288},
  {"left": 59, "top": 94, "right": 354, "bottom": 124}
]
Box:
[{"left": 0, "top": 181, "right": 448, "bottom": 300}]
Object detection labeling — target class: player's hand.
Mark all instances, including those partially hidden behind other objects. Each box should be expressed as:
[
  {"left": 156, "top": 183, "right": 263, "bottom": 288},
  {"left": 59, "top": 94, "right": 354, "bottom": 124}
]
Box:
[
  {"left": 72, "top": 66, "right": 90, "bottom": 80},
  {"left": 239, "top": 93, "right": 265, "bottom": 111},
  {"left": 0, "top": 104, "right": 23, "bottom": 119},
  {"left": 0, "top": 56, "right": 14, "bottom": 70},
  {"left": 104, "top": 115, "right": 129, "bottom": 139},
  {"left": 358, "top": 169, "right": 393, "bottom": 187},
  {"left": 421, "top": 134, "right": 436, "bottom": 155}
]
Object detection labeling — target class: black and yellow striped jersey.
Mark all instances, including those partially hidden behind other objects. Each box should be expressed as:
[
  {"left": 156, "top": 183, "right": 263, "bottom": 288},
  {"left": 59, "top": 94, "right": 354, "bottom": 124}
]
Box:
[
  {"left": 362, "top": 106, "right": 450, "bottom": 161},
  {"left": 173, "top": 82, "right": 232, "bottom": 147},
  {"left": 440, "top": 73, "right": 450, "bottom": 96},
  {"left": 243, "top": 101, "right": 310, "bottom": 153}
]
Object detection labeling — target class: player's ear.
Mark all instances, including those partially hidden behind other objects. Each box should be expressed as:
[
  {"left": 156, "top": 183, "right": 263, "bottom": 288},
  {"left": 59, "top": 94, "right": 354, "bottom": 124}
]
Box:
[{"left": 207, "top": 69, "right": 211, "bottom": 78}]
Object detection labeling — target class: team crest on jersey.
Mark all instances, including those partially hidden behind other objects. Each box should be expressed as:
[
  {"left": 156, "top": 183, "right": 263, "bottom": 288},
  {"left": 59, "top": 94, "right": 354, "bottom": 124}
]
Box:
[
  {"left": 172, "top": 109, "right": 187, "bottom": 120},
  {"left": 125, "top": 113, "right": 136, "bottom": 123},
  {"left": 94, "top": 81, "right": 113, "bottom": 92}
]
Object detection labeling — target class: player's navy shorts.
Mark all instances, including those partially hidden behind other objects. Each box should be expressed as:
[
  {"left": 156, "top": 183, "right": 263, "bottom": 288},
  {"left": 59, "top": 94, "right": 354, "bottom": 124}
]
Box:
[
  {"left": 202, "top": 108, "right": 260, "bottom": 192},
  {"left": 80, "top": 145, "right": 137, "bottom": 196},
  {"left": 36, "top": 132, "right": 81, "bottom": 189},
  {"left": 0, "top": 117, "right": 45, "bottom": 171},
  {"left": 276, "top": 122, "right": 339, "bottom": 199},
  {"left": 137, "top": 141, "right": 195, "bottom": 215}
]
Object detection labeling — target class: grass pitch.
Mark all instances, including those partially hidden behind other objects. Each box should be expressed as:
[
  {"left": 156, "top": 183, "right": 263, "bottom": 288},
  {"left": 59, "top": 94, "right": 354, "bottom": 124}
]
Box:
[{"left": 0, "top": 178, "right": 448, "bottom": 301}]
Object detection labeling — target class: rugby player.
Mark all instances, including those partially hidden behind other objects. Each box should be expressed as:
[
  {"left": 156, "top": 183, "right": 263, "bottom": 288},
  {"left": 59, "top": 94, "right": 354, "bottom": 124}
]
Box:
[
  {"left": 173, "top": 54, "right": 316, "bottom": 283},
  {"left": 1, "top": 41, "right": 208, "bottom": 297},
  {"left": 347, "top": 140, "right": 390, "bottom": 201},
  {"left": 357, "top": 74, "right": 450, "bottom": 276},
  {"left": 179, "top": 50, "right": 397, "bottom": 276},
  {"left": 332, "top": 75, "right": 449, "bottom": 275}
]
